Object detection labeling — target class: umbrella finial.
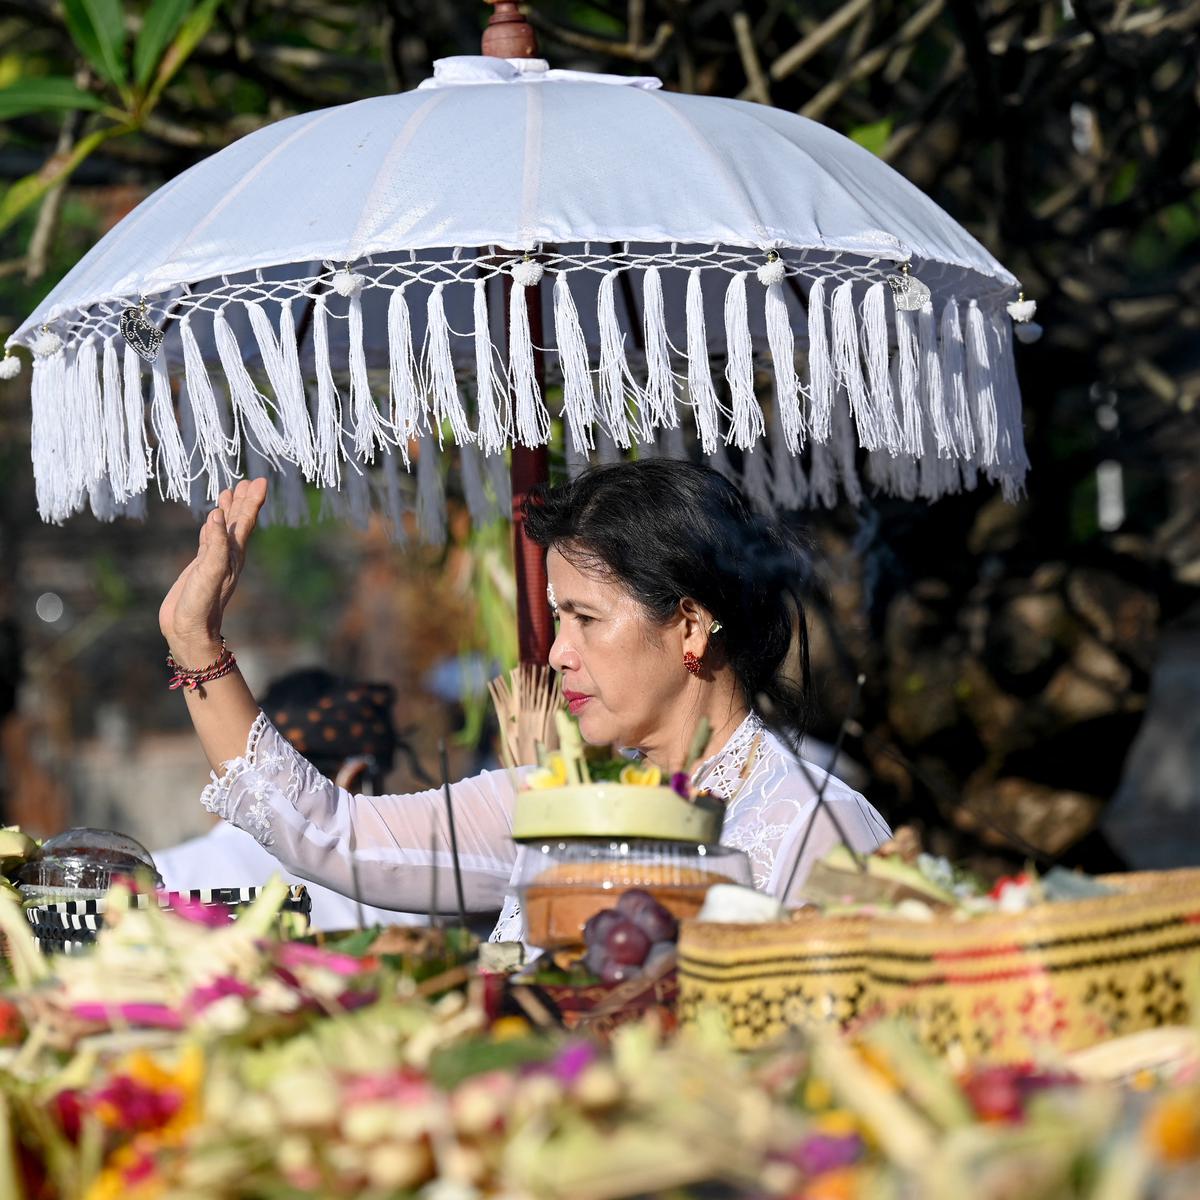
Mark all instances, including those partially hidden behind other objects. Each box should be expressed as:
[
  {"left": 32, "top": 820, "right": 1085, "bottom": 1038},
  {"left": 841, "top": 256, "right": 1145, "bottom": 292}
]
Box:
[{"left": 482, "top": 2, "right": 539, "bottom": 59}]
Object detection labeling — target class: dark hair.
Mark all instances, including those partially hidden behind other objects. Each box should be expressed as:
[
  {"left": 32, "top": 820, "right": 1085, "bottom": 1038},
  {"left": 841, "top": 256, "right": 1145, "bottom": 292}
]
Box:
[{"left": 523, "top": 460, "right": 813, "bottom": 739}]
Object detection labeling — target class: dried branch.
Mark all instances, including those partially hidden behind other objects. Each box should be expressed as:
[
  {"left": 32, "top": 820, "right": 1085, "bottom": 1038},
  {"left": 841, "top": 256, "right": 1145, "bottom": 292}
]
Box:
[{"left": 731, "top": 11, "right": 771, "bottom": 104}]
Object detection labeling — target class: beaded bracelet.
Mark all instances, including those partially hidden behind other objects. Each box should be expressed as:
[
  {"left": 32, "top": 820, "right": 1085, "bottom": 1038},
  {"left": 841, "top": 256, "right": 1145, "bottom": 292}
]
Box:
[{"left": 166, "top": 638, "right": 237, "bottom": 692}]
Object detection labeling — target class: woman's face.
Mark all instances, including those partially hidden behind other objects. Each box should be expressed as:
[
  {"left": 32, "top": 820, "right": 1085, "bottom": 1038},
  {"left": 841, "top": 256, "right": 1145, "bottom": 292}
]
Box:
[{"left": 546, "top": 547, "right": 683, "bottom": 751}]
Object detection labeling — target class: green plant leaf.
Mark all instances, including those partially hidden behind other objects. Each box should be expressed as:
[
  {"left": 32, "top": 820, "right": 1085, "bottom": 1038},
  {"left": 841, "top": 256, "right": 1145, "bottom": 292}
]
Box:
[
  {"left": 62, "top": 0, "right": 128, "bottom": 90},
  {"left": 133, "top": 0, "right": 191, "bottom": 89},
  {"left": 146, "top": 0, "right": 224, "bottom": 108},
  {"left": 0, "top": 123, "right": 129, "bottom": 236},
  {"left": 0, "top": 77, "right": 107, "bottom": 120},
  {"left": 849, "top": 117, "right": 893, "bottom": 157}
]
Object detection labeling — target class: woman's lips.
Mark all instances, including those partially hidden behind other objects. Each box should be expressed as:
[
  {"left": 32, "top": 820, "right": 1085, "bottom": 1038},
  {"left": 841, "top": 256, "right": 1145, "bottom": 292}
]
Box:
[{"left": 564, "top": 690, "right": 591, "bottom": 715}]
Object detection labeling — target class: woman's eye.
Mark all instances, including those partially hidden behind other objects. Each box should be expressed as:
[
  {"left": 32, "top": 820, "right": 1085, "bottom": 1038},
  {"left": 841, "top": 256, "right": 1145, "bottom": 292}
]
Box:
[{"left": 575, "top": 614, "right": 593, "bottom": 627}]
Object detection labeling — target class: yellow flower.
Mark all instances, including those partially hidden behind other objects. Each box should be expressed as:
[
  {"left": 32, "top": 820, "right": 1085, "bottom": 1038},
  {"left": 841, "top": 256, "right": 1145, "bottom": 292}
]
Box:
[
  {"left": 526, "top": 754, "right": 569, "bottom": 790},
  {"left": 1144, "top": 1090, "right": 1200, "bottom": 1163},
  {"left": 491, "top": 1015, "right": 531, "bottom": 1041},
  {"left": 814, "top": 1110, "right": 860, "bottom": 1138},
  {"left": 619, "top": 762, "right": 662, "bottom": 787}
]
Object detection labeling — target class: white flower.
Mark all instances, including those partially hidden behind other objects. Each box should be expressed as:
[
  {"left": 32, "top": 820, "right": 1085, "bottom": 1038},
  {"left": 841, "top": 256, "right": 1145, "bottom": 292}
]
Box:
[{"left": 0, "top": 356, "right": 21, "bottom": 380}]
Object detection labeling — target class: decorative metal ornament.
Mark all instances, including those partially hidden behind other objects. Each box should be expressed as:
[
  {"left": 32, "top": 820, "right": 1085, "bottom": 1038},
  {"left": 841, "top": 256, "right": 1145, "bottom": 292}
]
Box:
[
  {"left": 886, "top": 266, "right": 933, "bottom": 312},
  {"left": 119, "top": 305, "right": 165, "bottom": 363}
]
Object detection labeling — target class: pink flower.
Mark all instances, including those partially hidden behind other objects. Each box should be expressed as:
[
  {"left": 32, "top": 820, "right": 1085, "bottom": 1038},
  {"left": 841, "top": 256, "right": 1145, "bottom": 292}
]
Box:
[
  {"left": 275, "top": 942, "right": 363, "bottom": 976},
  {"left": 72, "top": 1003, "right": 185, "bottom": 1029},
  {"left": 162, "top": 893, "right": 234, "bottom": 927},
  {"left": 189, "top": 977, "right": 257, "bottom": 1012}
]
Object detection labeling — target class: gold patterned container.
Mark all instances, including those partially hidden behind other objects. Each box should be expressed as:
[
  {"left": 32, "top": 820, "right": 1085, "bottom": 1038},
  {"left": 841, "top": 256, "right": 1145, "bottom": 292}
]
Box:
[
  {"left": 679, "top": 870, "right": 1200, "bottom": 1061},
  {"left": 677, "top": 911, "right": 871, "bottom": 1050}
]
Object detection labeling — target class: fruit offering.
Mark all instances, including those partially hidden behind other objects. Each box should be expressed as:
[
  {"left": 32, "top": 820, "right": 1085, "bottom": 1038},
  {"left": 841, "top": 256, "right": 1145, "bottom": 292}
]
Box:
[{"left": 580, "top": 889, "right": 679, "bottom": 984}]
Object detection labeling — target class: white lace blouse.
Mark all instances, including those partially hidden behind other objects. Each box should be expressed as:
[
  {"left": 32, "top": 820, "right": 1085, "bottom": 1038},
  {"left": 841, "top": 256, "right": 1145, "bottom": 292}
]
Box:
[{"left": 200, "top": 710, "right": 891, "bottom": 942}]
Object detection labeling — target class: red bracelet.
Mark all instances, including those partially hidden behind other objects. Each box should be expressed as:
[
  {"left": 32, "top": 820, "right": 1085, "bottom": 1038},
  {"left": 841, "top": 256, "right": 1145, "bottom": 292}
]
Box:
[{"left": 166, "top": 638, "right": 237, "bottom": 691}]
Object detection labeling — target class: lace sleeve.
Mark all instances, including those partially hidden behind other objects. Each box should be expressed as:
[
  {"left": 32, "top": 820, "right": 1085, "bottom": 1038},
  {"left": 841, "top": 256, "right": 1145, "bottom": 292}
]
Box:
[{"left": 199, "top": 713, "right": 521, "bottom": 914}]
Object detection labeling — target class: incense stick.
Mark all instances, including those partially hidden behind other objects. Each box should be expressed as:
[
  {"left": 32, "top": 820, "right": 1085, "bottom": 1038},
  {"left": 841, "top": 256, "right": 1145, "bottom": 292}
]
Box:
[{"left": 438, "top": 737, "right": 468, "bottom": 927}]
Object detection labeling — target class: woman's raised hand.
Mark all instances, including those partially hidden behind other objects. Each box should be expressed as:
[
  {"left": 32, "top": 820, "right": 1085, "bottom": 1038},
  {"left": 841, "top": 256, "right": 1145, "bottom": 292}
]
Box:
[{"left": 159, "top": 478, "right": 268, "bottom": 665}]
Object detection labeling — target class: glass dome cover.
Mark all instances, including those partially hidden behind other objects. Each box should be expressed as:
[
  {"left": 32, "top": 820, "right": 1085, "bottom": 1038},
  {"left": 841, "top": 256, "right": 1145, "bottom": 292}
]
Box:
[{"left": 14, "top": 827, "right": 161, "bottom": 897}]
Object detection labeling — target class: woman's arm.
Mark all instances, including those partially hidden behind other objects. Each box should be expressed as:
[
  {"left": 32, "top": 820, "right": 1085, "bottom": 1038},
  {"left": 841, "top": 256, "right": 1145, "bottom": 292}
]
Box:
[
  {"left": 202, "top": 714, "right": 520, "bottom": 913},
  {"left": 158, "top": 479, "right": 268, "bottom": 771}
]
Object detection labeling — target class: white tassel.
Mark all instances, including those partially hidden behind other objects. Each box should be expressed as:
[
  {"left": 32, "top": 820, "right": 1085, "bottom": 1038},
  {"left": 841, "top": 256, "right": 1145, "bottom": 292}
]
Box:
[
  {"left": 0, "top": 354, "right": 20, "bottom": 380},
  {"left": 149, "top": 355, "right": 189, "bottom": 503},
  {"left": 88, "top": 475, "right": 118, "bottom": 522},
  {"left": 768, "top": 384, "right": 806, "bottom": 509},
  {"left": 597, "top": 270, "right": 634, "bottom": 449},
  {"left": 988, "top": 314, "right": 1029, "bottom": 498},
  {"left": 101, "top": 338, "right": 129, "bottom": 498},
  {"left": 553, "top": 271, "right": 595, "bottom": 453},
  {"left": 181, "top": 318, "right": 236, "bottom": 502},
  {"left": 416, "top": 434, "right": 446, "bottom": 546},
  {"left": 246, "top": 300, "right": 316, "bottom": 480},
  {"left": 459, "top": 437, "right": 493, "bottom": 527},
  {"left": 830, "top": 385, "right": 863, "bottom": 507},
  {"left": 31, "top": 342, "right": 68, "bottom": 521},
  {"left": 830, "top": 281, "right": 878, "bottom": 450},
  {"left": 381, "top": 447, "right": 409, "bottom": 543},
  {"left": 312, "top": 297, "right": 343, "bottom": 489},
  {"left": 641, "top": 267, "right": 677, "bottom": 432},
  {"left": 121, "top": 344, "right": 148, "bottom": 499},
  {"left": 939, "top": 299, "right": 974, "bottom": 462},
  {"left": 347, "top": 289, "right": 391, "bottom": 462},
  {"left": 893, "top": 307, "right": 923, "bottom": 457},
  {"left": 473, "top": 279, "right": 507, "bottom": 456},
  {"left": 75, "top": 339, "right": 106, "bottom": 483},
  {"left": 566, "top": 426, "right": 590, "bottom": 478},
  {"left": 862, "top": 282, "right": 901, "bottom": 453},
  {"left": 724, "top": 272, "right": 764, "bottom": 451},
  {"left": 213, "top": 309, "right": 287, "bottom": 468},
  {"left": 60, "top": 350, "right": 87, "bottom": 511},
  {"left": 685, "top": 268, "right": 721, "bottom": 455},
  {"left": 763, "top": 270, "right": 802, "bottom": 452},
  {"left": 805, "top": 279, "right": 833, "bottom": 444},
  {"left": 964, "top": 300, "right": 998, "bottom": 468},
  {"left": 425, "top": 283, "right": 473, "bottom": 447},
  {"left": 917, "top": 303, "right": 951, "bottom": 458},
  {"left": 507, "top": 274, "right": 551, "bottom": 449},
  {"left": 742, "top": 447, "right": 772, "bottom": 512},
  {"left": 388, "top": 286, "right": 422, "bottom": 460}
]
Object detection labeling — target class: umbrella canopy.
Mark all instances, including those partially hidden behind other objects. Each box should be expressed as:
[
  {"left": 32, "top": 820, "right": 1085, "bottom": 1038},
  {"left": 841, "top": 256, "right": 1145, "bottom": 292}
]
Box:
[{"left": 9, "top": 53, "right": 1032, "bottom": 534}]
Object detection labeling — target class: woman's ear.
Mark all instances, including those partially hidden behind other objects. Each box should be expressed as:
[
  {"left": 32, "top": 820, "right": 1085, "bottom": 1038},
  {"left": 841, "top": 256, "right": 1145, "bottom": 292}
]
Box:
[{"left": 678, "top": 596, "right": 713, "bottom": 657}]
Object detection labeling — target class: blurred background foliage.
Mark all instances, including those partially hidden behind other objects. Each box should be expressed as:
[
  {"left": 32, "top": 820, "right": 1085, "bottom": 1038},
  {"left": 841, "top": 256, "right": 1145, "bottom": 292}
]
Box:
[{"left": 0, "top": 0, "right": 1197, "bottom": 868}]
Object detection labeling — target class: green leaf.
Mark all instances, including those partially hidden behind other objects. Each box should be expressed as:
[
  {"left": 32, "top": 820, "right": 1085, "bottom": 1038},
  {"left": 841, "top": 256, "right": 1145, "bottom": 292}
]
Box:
[
  {"left": 849, "top": 117, "right": 894, "bottom": 157},
  {"left": 0, "top": 77, "right": 107, "bottom": 120},
  {"left": 145, "top": 0, "right": 224, "bottom": 109},
  {"left": 63, "top": 0, "right": 128, "bottom": 89},
  {"left": 133, "top": 0, "right": 191, "bottom": 89}
]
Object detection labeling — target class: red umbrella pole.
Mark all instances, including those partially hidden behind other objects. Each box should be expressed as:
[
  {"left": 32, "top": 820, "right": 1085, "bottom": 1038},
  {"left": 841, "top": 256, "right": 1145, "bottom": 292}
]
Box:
[{"left": 484, "top": 3, "right": 554, "bottom": 666}]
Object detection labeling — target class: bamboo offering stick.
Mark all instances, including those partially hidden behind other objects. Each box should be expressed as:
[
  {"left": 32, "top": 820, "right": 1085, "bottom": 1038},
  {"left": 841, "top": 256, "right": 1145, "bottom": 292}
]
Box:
[{"left": 488, "top": 664, "right": 564, "bottom": 768}]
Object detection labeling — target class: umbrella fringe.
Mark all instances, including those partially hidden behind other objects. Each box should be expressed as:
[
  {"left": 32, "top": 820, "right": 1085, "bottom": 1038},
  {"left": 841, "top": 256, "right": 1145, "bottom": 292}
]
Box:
[
  {"left": 893, "top": 307, "right": 923, "bottom": 458},
  {"left": 312, "top": 297, "right": 344, "bottom": 489},
  {"left": 988, "top": 315, "right": 1029, "bottom": 496},
  {"left": 101, "top": 338, "right": 129, "bottom": 500},
  {"left": 552, "top": 271, "right": 595, "bottom": 454},
  {"left": 416, "top": 432, "right": 447, "bottom": 546},
  {"left": 150, "top": 354, "right": 190, "bottom": 504},
  {"left": 122, "top": 345, "right": 149, "bottom": 499},
  {"left": 597, "top": 269, "right": 635, "bottom": 449},
  {"left": 964, "top": 299, "right": 998, "bottom": 468},
  {"left": 246, "top": 299, "right": 316, "bottom": 480},
  {"left": 862, "top": 281, "right": 902, "bottom": 453},
  {"left": 347, "top": 290, "right": 392, "bottom": 462},
  {"left": 425, "top": 282, "right": 474, "bottom": 448},
  {"left": 641, "top": 266, "right": 678, "bottom": 433},
  {"left": 685, "top": 267, "right": 721, "bottom": 455},
  {"left": 763, "top": 274, "right": 802, "bottom": 453},
  {"left": 473, "top": 279, "right": 507, "bottom": 456},
  {"left": 831, "top": 384, "right": 864, "bottom": 507},
  {"left": 724, "top": 272, "right": 764, "bottom": 451},
  {"left": 939, "top": 299, "right": 974, "bottom": 462},
  {"left": 181, "top": 315, "right": 238, "bottom": 502},
  {"left": 805, "top": 278, "right": 833, "bottom": 444},
  {"left": 387, "top": 285, "right": 420, "bottom": 462},
  {"left": 768, "top": 379, "right": 807, "bottom": 510},
  {"left": 30, "top": 341, "right": 66, "bottom": 522},
  {"left": 917, "top": 302, "right": 951, "bottom": 458},
  {"left": 830, "top": 281, "right": 878, "bottom": 451},
  {"left": 75, "top": 339, "right": 105, "bottom": 485},
  {"left": 213, "top": 308, "right": 288, "bottom": 471},
  {"left": 508, "top": 275, "right": 551, "bottom": 449}
]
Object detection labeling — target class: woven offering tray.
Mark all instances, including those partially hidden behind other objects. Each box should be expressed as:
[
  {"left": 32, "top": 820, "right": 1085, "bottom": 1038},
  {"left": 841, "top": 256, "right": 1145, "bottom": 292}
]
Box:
[{"left": 679, "top": 868, "right": 1200, "bottom": 1061}]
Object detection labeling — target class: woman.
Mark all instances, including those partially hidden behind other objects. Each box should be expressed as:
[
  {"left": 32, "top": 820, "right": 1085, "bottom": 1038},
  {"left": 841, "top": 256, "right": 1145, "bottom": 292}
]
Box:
[{"left": 160, "top": 462, "right": 889, "bottom": 940}]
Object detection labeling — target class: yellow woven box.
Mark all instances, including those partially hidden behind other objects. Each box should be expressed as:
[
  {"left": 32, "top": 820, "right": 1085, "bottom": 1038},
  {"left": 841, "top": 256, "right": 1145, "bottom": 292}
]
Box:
[
  {"left": 677, "top": 911, "right": 871, "bottom": 1050},
  {"left": 679, "top": 870, "right": 1200, "bottom": 1061}
]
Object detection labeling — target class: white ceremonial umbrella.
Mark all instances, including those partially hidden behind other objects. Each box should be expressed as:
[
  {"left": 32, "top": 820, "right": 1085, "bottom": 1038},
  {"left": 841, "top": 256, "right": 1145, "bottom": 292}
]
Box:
[{"left": 6, "top": 37, "right": 1036, "bottom": 658}]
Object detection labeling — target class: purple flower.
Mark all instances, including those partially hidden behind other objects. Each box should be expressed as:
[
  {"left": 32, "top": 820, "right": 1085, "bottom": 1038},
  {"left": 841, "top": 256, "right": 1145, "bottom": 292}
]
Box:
[
  {"left": 669, "top": 772, "right": 692, "bottom": 799},
  {"left": 789, "top": 1133, "right": 864, "bottom": 1176},
  {"left": 550, "top": 1041, "right": 597, "bottom": 1084},
  {"left": 189, "top": 977, "right": 257, "bottom": 1012}
]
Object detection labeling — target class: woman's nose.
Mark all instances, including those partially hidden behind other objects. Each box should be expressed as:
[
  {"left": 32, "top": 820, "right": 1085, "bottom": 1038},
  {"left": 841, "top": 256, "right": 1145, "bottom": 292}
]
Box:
[{"left": 548, "top": 628, "right": 578, "bottom": 674}]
